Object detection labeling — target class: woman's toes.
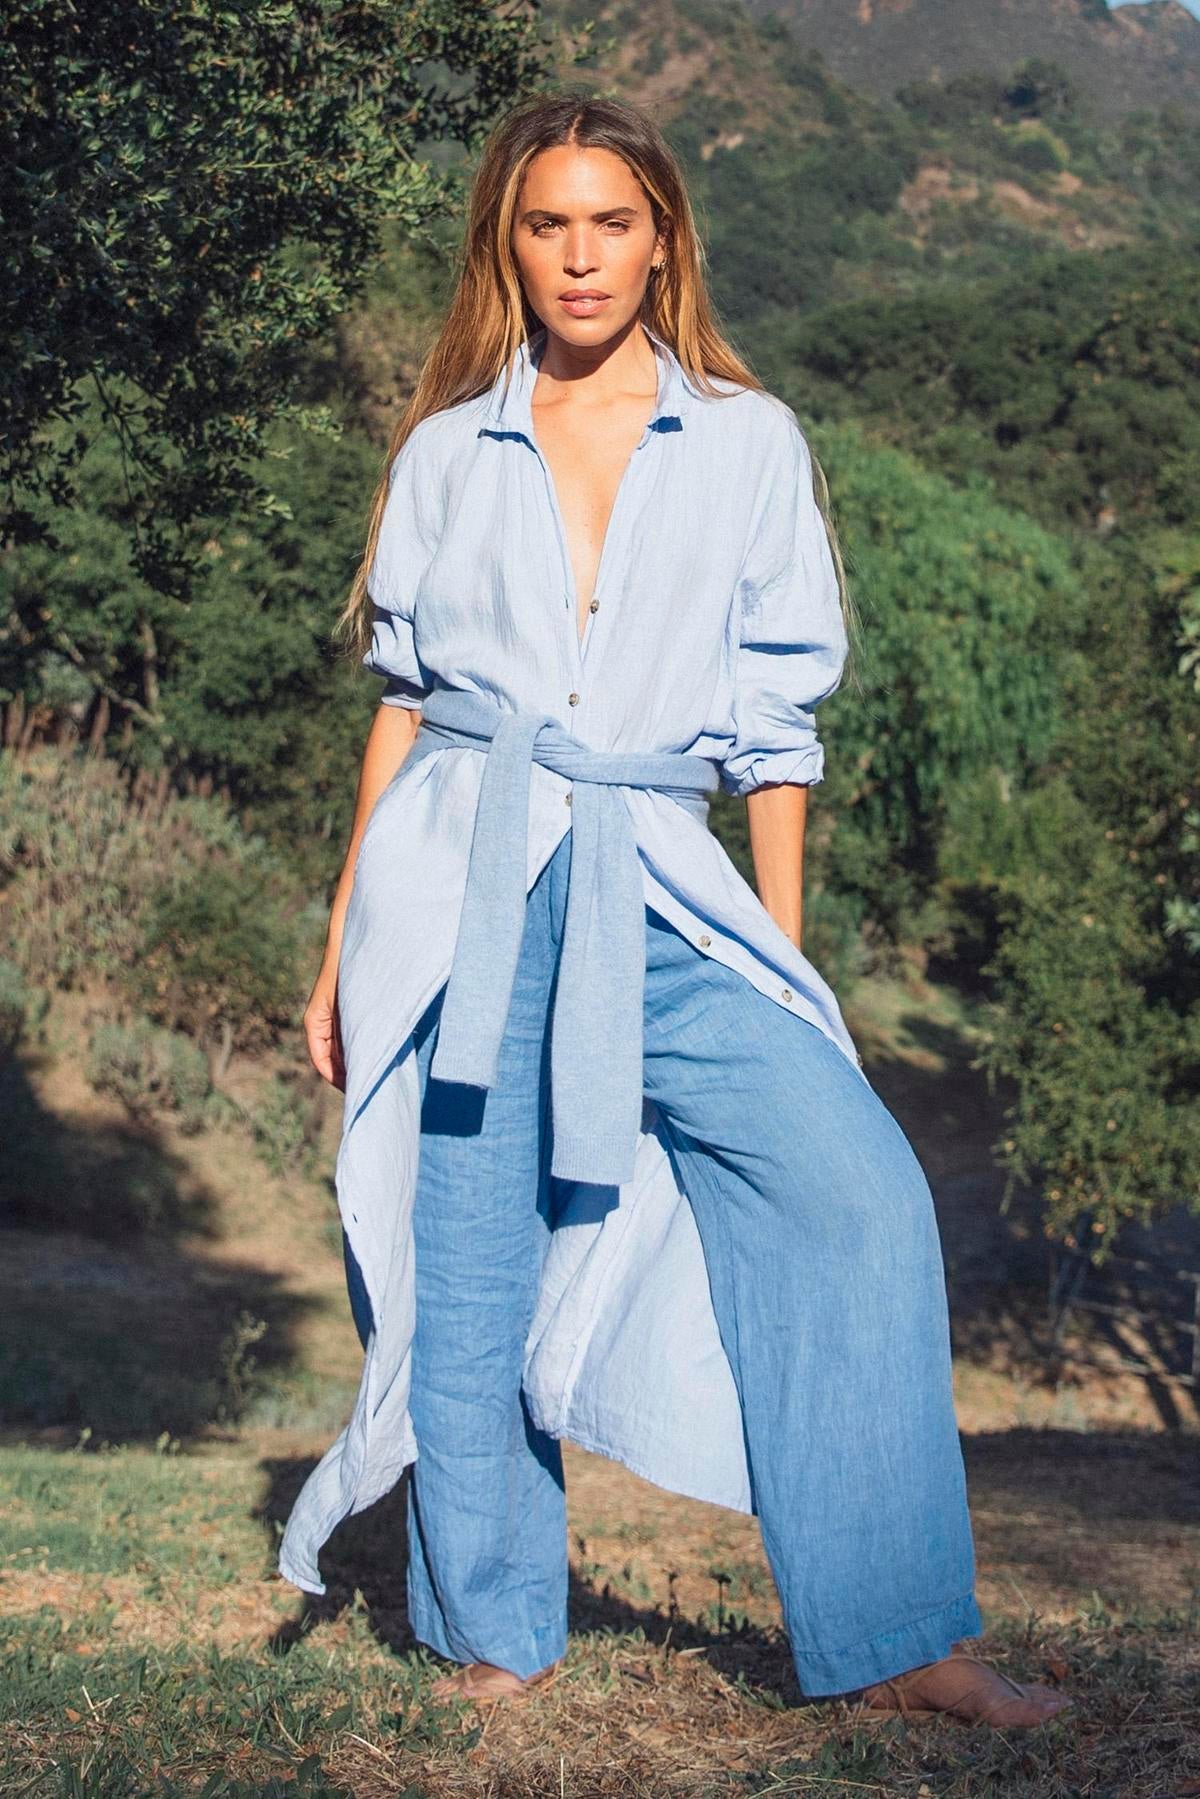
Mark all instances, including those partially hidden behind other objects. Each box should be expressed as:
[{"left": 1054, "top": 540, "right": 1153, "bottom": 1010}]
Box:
[
  {"left": 859, "top": 1654, "right": 1074, "bottom": 1727},
  {"left": 429, "top": 1658, "right": 559, "bottom": 1704},
  {"left": 989, "top": 1682, "right": 1074, "bottom": 1726},
  {"left": 429, "top": 1664, "right": 473, "bottom": 1700},
  {"left": 430, "top": 1661, "right": 523, "bottom": 1701}
]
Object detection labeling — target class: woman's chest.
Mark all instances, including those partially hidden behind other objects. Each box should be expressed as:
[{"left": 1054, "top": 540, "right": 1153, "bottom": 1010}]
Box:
[
  {"left": 543, "top": 395, "right": 651, "bottom": 611},
  {"left": 417, "top": 429, "right": 749, "bottom": 680}
]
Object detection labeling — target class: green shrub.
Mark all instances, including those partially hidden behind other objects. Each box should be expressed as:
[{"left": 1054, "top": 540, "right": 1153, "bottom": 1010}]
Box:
[
  {"left": 1010, "top": 129, "right": 1065, "bottom": 175},
  {"left": 130, "top": 856, "right": 313, "bottom": 1062},
  {"left": 85, "top": 1018, "right": 214, "bottom": 1133},
  {"left": 978, "top": 835, "right": 1196, "bottom": 1259},
  {"left": 0, "top": 747, "right": 321, "bottom": 1064},
  {"left": 805, "top": 423, "right": 1081, "bottom": 943},
  {"left": 246, "top": 1074, "right": 320, "bottom": 1178},
  {"left": 0, "top": 749, "right": 156, "bottom": 986}
]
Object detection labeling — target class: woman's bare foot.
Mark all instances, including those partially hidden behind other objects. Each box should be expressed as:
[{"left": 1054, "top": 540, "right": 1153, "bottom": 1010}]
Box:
[
  {"left": 429, "top": 1657, "right": 562, "bottom": 1705},
  {"left": 855, "top": 1651, "right": 1074, "bottom": 1727}
]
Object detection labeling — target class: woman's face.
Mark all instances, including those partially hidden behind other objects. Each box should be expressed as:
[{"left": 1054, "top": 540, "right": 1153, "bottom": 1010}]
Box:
[{"left": 511, "top": 144, "right": 665, "bottom": 347}]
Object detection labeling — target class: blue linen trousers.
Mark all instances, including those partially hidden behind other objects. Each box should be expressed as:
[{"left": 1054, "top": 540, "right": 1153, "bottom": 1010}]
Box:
[{"left": 341, "top": 827, "right": 983, "bottom": 1696}]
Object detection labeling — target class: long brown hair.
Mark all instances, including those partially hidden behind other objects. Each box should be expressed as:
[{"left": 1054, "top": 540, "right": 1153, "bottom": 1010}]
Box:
[{"left": 337, "top": 88, "right": 860, "bottom": 693}]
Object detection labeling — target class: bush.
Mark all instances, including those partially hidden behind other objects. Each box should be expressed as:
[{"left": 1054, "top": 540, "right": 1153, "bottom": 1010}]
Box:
[
  {"left": 246, "top": 1074, "right": 321, "bottom": 1178},
  {"left": 978, "top": 833, "right": 1197, "bottom": 1259},
  {"left": 0, "top": 749, "right": 158, "bottom": 987},
  {"left": 0, "top": 746, "right": 322, "bottom": 1066},
  {"left": 85, "top": 1018, "right": 215, "bottom": 1133},
  {"left": 1010, "top": 128, "right": 1065, "bottom": 175},
  {"left": 805, "top": 423, "right": 1081, "bottom": 942},
  {"left": 130, "top": 856, "right": 313, "bottom": 1065}
]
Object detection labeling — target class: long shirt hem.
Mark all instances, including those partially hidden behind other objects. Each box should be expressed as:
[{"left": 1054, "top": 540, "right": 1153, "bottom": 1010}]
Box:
[{"left": 276, "top": 750, "right": 862, "bottom": 1600}]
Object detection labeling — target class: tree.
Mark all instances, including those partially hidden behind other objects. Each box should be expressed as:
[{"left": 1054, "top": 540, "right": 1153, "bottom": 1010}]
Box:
[
  {"left": 1, "top": 0, "right": 552, "bottom": 720},
  {"left": 1002, "top": 58, "right": 1077, "bottom": 122},
  {"left": 975, "top": 534, "right": 1200, "bottom": 1255},
  {"left": 805, "top": 421, "right": 1081, "bottom": 940}
]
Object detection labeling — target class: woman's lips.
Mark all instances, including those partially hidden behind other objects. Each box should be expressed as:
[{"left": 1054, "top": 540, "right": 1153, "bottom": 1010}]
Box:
[{"left": 559, "top": 295, "right": 611, "bottom": 316}]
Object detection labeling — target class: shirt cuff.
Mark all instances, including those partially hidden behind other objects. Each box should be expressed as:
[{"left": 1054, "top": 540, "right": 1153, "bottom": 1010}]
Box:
[{"left": 720, "top": 740, "right": 825, "bottom": 797}]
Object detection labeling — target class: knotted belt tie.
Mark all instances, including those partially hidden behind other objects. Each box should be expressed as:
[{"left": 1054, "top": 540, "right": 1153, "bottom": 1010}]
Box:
[{"left": 405, "top": 688, "right": 720, "bottom": 1187}]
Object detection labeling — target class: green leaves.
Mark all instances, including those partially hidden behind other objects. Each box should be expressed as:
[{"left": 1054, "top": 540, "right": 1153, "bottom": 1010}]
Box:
[
  {"left": 808, "top": 419, "right": 1080, "bottom": 934},
  {"left": 777, "top": 242, "right": 1200, "bottom": 533},
  {"left": 1, "top": 0, "right": 549, "bottom": 604}
]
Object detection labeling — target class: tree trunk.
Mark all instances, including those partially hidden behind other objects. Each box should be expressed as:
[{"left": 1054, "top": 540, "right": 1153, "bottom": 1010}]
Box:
[
  {"left": 209, "top": 1018, "right": 236, "bottom": 1087},
  {"left": 3, "top": 694, "right": 25, "bottom": 751},
  {"left": 87, "top": 693, "right": 111, "bottom": 756},
  {"left": 17, "top": 705, "right": 40, "bottom": 752},
  {"left": 140, "top": 616, "right": 161, "bottom": 719}
]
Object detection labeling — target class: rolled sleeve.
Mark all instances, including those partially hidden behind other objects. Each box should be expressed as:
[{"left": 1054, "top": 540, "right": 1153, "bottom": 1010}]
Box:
[
  {"left": 362, "top": 605, "right": 429, "bottom": 710},
  {"left": 361, "top": 423, "right": 439, "bottom": 708},
  {"left": 720, "top": 408, "right": 848, "bottom": 798}
]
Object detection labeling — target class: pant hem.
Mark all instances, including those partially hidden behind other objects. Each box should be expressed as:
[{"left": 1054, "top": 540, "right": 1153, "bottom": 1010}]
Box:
[
  {"left": 791, "top": 1590, "right": 984, "bottom": 1698},
  {"left": 409, "top": 1608, "right": 568, "bottom": 1683}
]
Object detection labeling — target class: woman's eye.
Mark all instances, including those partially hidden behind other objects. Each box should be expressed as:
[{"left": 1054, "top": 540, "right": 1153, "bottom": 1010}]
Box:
[{"left": 530, "top": 220, "right": 632, "bottom": 237}]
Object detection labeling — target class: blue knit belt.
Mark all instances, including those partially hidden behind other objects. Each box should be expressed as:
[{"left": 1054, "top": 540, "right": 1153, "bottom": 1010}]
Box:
[{"left": 405, "top": 687, "right": 720, "bottom": 1187}]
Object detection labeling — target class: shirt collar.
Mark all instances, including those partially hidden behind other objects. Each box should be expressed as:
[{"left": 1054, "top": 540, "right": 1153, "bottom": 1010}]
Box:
[{"left": 480, "top": 323, "right": 694, "bottom": 438}]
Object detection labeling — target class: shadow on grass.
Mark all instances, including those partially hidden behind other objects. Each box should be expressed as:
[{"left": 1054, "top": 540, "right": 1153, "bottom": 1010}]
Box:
[
  {"left": 254, "top": 1455, "right": 809, "bottom": 1705},
  {"left": 961, "top": 1426, "right": 1200, "bottom": 1619},
  {"left": 0, "top": 1057, "right": 317, "bottom": 1443},
  {"left": 255, "top": 1419, "right": 1200, "bottom": 1714},
  {"left": 0, "top": 1052, "right": 218, "bottom": 1243}
]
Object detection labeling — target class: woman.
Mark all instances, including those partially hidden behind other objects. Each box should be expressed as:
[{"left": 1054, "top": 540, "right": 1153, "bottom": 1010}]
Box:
[{"left": 282, "top": 91, "right": 1073, "bottom": 1729}]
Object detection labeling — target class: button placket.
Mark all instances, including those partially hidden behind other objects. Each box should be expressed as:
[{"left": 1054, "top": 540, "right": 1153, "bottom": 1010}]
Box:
[
  {"left": 529, "top": 371, "right": 662, "bottom": 698},
  {"left": 578, "top": 595, "right": 602, "bottom": 663}
]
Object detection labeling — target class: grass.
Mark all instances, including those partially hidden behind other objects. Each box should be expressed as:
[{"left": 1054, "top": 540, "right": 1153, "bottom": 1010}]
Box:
[
  {"left": 0, "top": 1442, "right": 1197, "bottom": 1796},
  {"left": 2, "top": 980, "right": 1199, "bottom": 1793}
]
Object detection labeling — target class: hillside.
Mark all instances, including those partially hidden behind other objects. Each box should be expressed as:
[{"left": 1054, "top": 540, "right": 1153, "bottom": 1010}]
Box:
[
  {"left": 535, "top": 0, "right": 1200, "bottom": 344},
  {"left": 741, "top": 0, "right": 1200, "bottom": 120}
]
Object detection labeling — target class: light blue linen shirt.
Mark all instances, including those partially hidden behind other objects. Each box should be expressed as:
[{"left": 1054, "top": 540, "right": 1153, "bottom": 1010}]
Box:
[{"left": 278, "top": 324, "right": 867, "bottom": 1597}]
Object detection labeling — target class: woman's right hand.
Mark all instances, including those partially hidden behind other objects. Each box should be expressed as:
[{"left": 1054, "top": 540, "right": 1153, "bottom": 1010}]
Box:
[
  {"left": 305, "top": 701, "right": 422, "bottom": 1094},
  {"left": 305, "top": 960, "right": 346, "bottom": 1092}
]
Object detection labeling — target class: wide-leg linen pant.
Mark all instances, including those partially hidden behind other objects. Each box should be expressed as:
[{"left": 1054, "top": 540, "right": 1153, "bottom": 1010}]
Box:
[{"left": 342, "top": 827, "right": 983, "bottom": 1696}]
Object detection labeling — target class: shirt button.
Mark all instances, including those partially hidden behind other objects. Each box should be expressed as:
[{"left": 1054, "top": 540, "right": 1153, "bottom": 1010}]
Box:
[
  {"left": 855, "top": 1051, "right": 864, "bottom": 1066},
  {"left": 698, "top": 934, "right": 711, "bottom": 948},
  {"left": 568, "top": 691, "right": 580, "bottom": 706},
  {"left": 564, "top": 791, "right": 573, "bottom": 807},
  {"left": 781, "top": 987, "right": 793, "bottom": 1002},
  {"left": 589, "top": 598, "right": 600, "bottom": 613}
]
